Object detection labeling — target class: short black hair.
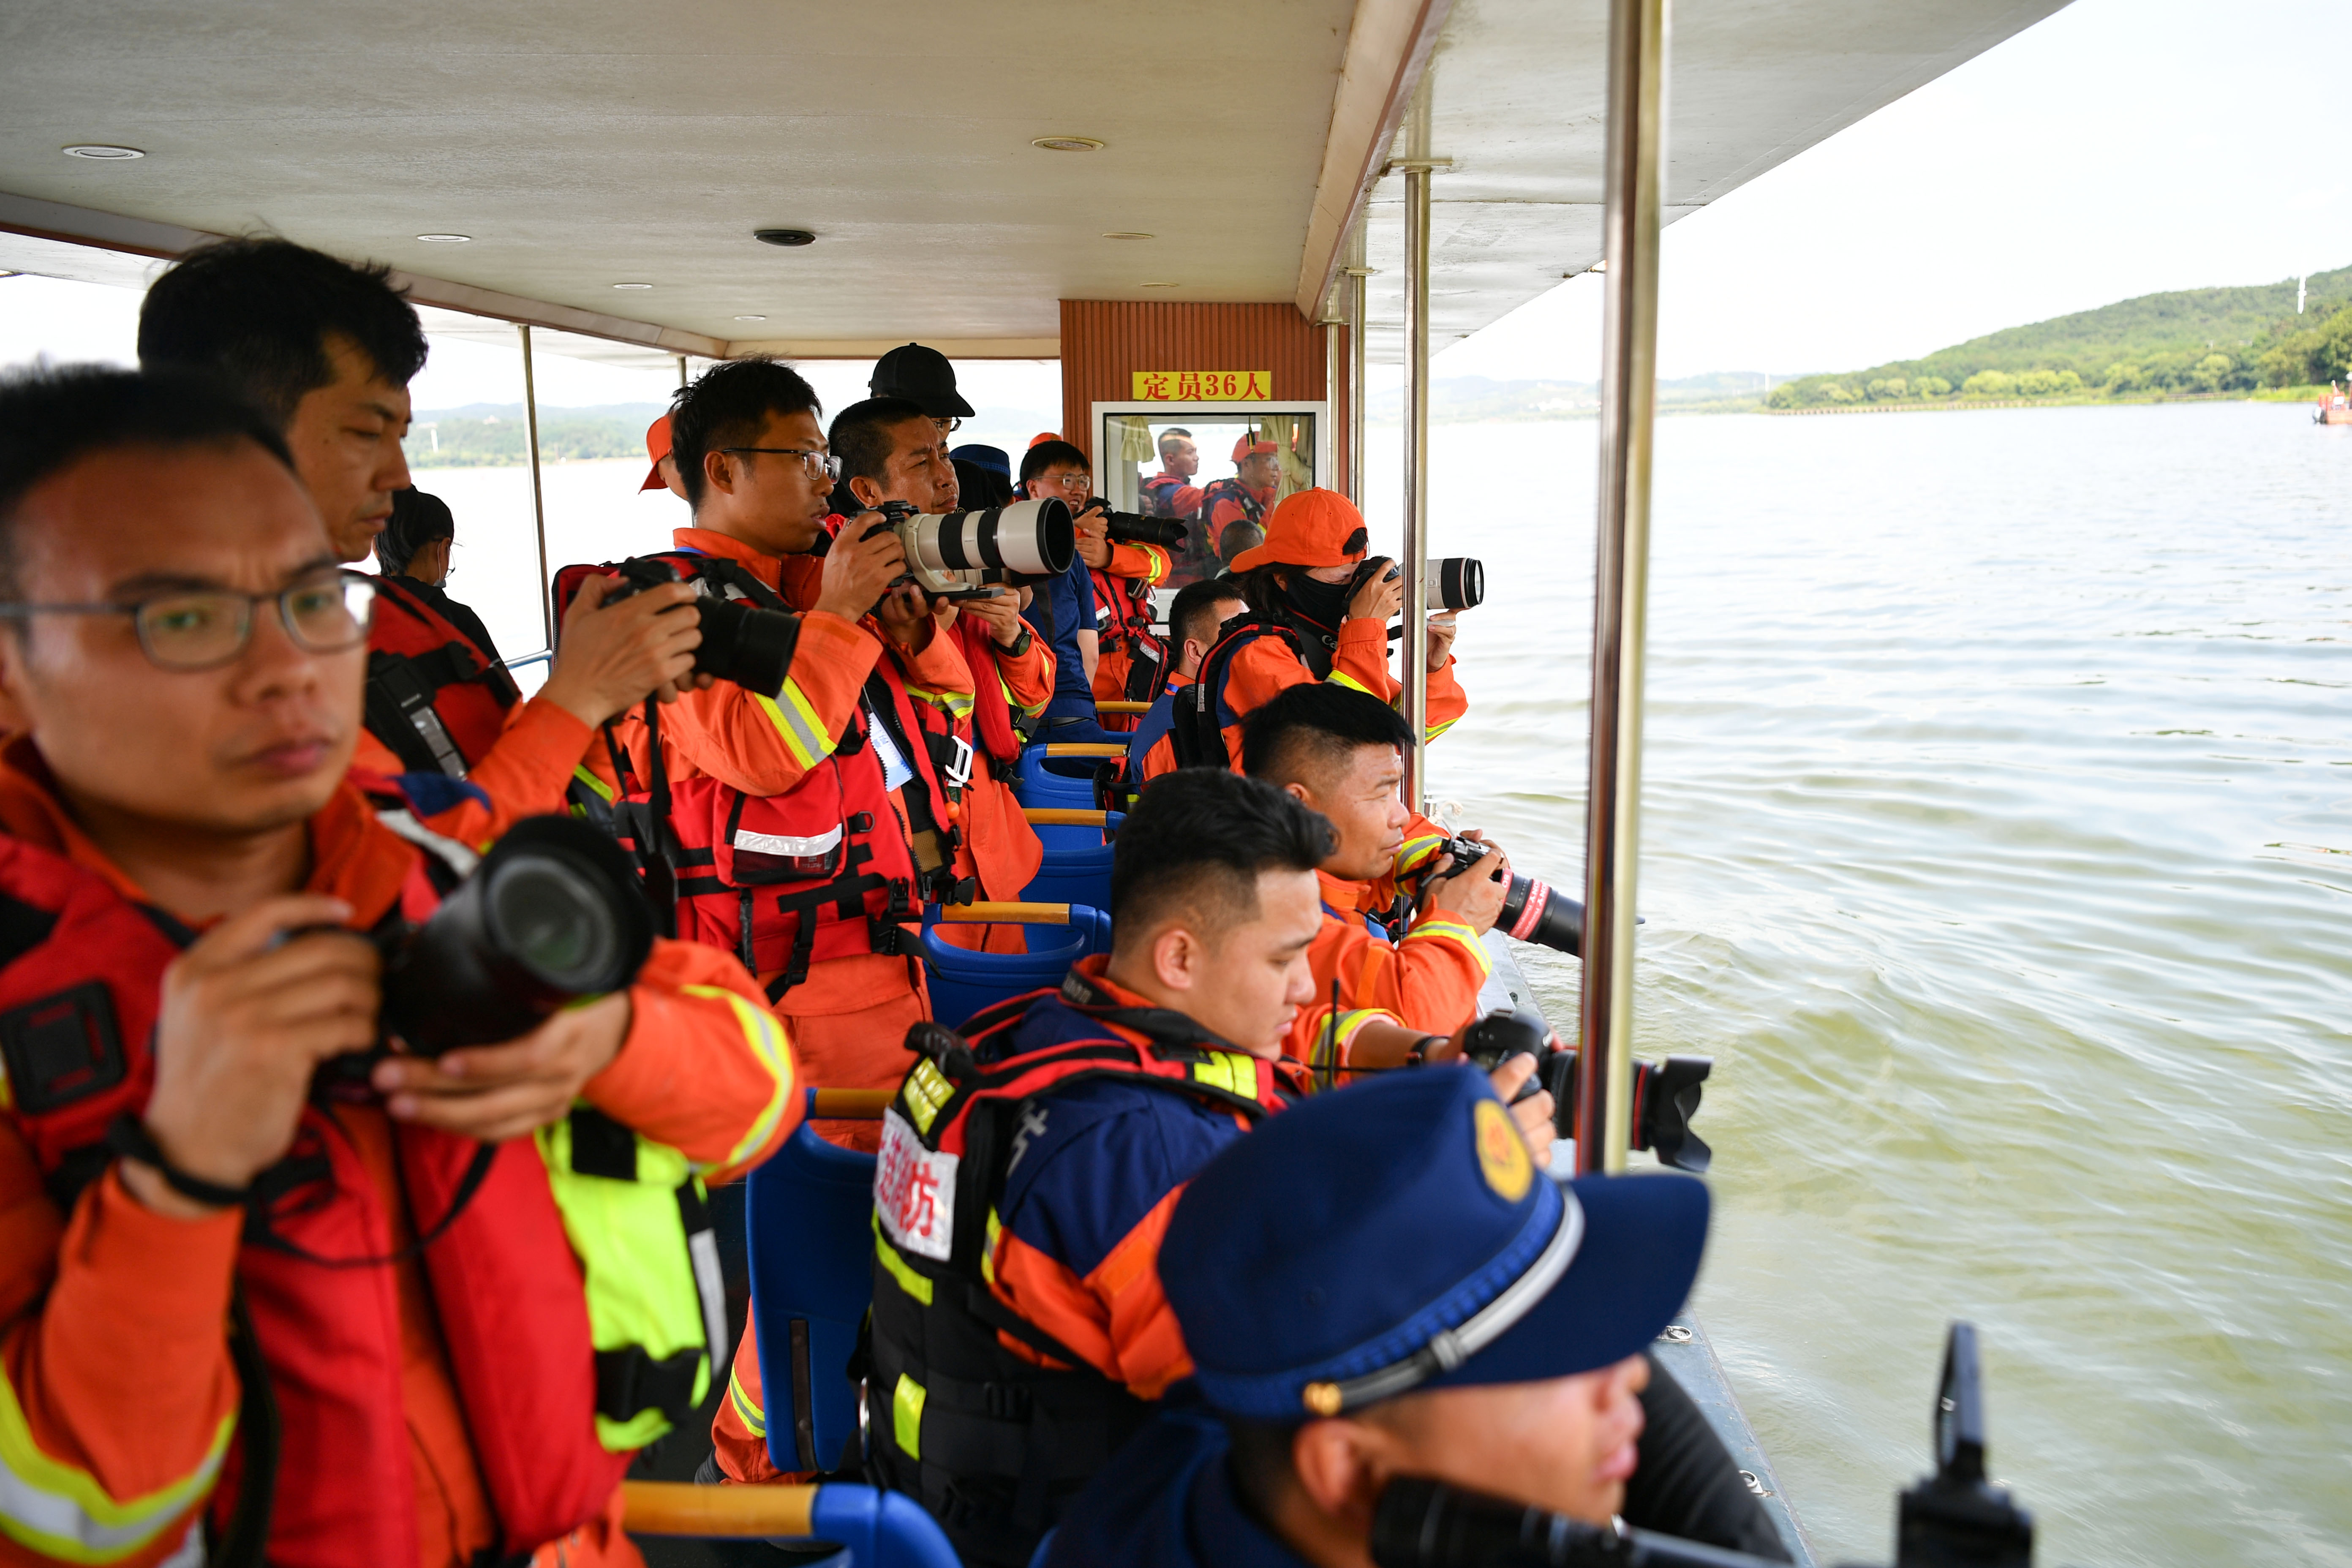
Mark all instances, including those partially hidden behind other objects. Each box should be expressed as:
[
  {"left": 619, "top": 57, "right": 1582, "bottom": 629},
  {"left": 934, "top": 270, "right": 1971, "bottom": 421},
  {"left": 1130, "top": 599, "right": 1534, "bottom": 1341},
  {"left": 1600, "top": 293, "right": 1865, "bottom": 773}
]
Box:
[
  {"left": 0, "top": 362, "right": 294, "bottom": 599},
  {"left": 1169, "top": 577, "right": 1244, "bottom": 651},
  {"left": 1157, "top": 427, "right": 1194, "bottom": 456},
  {"left": 138, "top": 237, "right": 429, "bottom": 427},
  {"left": 830, "top": 397, "right": 935, "bottom": 490},
  {"left": 669, "top": 358, "right": 822, "bottom": 509},
  {"left": 378, "top": 487, "right": 455, "bottom": 575},
  {"left": 1019, "top": 439, "right": 1090, "bottom": 485},
  {"left": 1240, "top": 682, "right": 1413, "bottom": 790},
  {"left": 1110, "top": 770, "right": 1334, "bottom": 947}
]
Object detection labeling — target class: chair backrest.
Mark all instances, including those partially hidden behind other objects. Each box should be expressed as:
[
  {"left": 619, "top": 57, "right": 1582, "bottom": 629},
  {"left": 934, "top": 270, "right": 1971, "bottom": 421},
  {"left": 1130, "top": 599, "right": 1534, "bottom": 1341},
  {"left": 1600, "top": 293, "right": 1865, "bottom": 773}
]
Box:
[
  {"left": 920, "top": 905, "right": 1112, "bottom": 1029},
  {"left": 746, "top": 1102, "right": 879, "bottom": 1475},
  {"left": 621, "top": 1479, "right": 959, "bottom": 1567},
  {"left": 1021, "top": 812, "right": 1123, "bottom": 916},
  {"left": 1014, "top": 744, "right": 1111, "bottom": 808}
]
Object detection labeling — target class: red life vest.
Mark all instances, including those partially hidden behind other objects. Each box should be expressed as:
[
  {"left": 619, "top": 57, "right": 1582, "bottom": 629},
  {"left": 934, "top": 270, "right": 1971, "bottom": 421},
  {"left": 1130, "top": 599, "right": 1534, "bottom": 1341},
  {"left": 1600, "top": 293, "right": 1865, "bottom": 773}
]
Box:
[
  {"left": 1167, "top": 610, "right": 1329, "bottom": 771},
  {"left": 362, "top": 575, "right": 520, "bottom": 779},
  {"left": 584, "top": 552, "right": 967, "bottom": 1000},
  {"left": 1138, "top": 474, "right": 1199, "bottom": 521},
  {"left": 1088, "top": 566, "right": 1167, "bottom": 710},
  {"left": 0, "top": 829, "right": 625, "bottom": 1567},
  {"left": 1199, "top": 479, "right": 1269, "bottom": 568}
]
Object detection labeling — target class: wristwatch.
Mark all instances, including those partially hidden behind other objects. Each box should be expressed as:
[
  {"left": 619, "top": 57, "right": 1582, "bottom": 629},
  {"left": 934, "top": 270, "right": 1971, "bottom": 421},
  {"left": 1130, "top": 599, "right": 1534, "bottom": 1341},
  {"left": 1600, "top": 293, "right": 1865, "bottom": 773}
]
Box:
[{"left": 999, "top": 626, "right": 1033, "bottom": 657}]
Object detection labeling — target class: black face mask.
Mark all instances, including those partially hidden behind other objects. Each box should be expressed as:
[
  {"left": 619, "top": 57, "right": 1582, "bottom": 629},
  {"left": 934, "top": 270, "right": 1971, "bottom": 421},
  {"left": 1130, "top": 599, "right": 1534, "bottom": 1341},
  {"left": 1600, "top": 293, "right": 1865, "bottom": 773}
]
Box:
[{"left": 1284, "top": 572, "right": 1351, "bottom": 629}]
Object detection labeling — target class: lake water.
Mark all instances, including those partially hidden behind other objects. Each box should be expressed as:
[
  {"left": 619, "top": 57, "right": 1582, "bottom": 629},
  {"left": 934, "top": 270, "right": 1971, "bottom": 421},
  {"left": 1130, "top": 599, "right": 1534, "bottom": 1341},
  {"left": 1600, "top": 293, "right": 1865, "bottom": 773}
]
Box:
[{"left": 427, "top": 399, "right": 2349, "bottom": 1568}]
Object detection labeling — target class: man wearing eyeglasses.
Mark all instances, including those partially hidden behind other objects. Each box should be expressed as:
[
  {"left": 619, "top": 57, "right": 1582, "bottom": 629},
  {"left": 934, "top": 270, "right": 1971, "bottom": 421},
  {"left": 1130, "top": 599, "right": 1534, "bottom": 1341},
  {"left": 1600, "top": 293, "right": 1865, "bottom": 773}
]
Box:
[
  {"left": 138, "top": 237, "right": 705, "bottom": 852},
  {"left": 1017, "top": 439, "right": 1136, "bottom": 746},
  {"left": 0, "top": 362, "right": 798, "bottom": 1567}
]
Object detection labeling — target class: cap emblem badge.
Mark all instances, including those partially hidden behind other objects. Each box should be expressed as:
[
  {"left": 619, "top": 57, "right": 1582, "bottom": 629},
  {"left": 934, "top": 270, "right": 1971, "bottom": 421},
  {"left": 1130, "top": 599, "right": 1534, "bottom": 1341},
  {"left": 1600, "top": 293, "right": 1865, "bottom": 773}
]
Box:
[{"left": 1473, "top": 1098, "right": 1533, "bottom": 1202}]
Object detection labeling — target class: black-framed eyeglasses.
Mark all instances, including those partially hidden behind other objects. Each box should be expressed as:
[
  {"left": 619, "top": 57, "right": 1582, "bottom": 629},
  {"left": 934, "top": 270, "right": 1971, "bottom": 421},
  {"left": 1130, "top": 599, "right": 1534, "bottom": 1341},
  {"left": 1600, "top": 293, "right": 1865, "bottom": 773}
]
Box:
[
  {"left": 719, "top": 446, "right": 844, "bottom": 482},
  {"left": 931, "top": 417, "right": 963, "bottom": 437},
  {"left": 0, "top": 570, "right": 377, "bottom": 672}
]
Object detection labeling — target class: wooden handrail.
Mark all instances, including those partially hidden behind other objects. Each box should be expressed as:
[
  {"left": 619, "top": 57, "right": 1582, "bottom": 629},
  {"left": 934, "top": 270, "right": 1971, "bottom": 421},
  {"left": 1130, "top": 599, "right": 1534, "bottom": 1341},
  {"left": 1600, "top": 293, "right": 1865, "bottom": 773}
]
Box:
[
  {"left": 937, "top": 901, "right": 1072, "bottom": 924},
  {"left": 808, "top": 1088, "right": 893, "bottom": 1119},
  {"left": 622, "top": 1479, "right": 814, "bottom": 1538},
  {"left": 1023, "top": 808, "right": 1111, "bottom": 826},
  {"left": 1039, "top": 743, "right": 1127, "bottom": 757},
  {"left": 1096, "top": 701, "right": 1153, "bottom": 715}
]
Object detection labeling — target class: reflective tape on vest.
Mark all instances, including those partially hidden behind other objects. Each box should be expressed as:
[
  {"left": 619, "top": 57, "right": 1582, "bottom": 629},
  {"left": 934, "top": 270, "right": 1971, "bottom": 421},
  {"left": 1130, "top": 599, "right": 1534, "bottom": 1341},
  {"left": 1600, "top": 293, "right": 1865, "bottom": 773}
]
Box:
[
  {"left": 876, "top": 1108, "right": 959, "bottom": 1261},
  {"left": 0, "top": 1375, "right": 232, "bottom": 1564},
  {"left": 732, "top": 824, "right": 844, "bottom": 861}
]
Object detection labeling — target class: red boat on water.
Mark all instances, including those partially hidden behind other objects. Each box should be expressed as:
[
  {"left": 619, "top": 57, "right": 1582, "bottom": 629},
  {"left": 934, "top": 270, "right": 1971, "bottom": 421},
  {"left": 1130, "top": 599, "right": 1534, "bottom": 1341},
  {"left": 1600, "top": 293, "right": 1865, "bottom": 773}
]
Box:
[{"left": 2319, "top": 382, "right": 2352, "bottom": 424}]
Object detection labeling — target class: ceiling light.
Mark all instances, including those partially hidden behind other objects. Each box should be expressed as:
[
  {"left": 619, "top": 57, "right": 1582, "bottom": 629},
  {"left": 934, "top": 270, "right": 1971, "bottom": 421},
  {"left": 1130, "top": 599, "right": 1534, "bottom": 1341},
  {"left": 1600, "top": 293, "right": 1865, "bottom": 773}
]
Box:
[
  {"left": 734, "top": 314, "right": 768, "bottom": 322},
  {"left": 612, "top": 282, "right": 654, "bottom": 290},
  {"left": 1032, "top": 136, "right": 1106, "bottom": 153},
  {"left": 1102, "top": 231, "right": 1154, "bottom": 240},
  {"left": 1140, "top": 282, "right": 1179, "bottom": 289},
  {"left": 754, "top": 228, "right": 816, "bottom": 247},
  {"left": 416, "top": 233, "right": 471, "bottom": 243},
  {"left": 61, "top": 144, "right": 144, "bottom": 160}
]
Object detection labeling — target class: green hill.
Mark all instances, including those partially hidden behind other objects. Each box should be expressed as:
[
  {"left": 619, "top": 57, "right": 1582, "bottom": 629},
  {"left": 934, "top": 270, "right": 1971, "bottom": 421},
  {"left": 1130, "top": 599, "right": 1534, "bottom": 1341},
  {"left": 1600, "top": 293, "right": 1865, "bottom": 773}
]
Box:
[{"left": 1767, "top": 265, "right": 2352, "bottom": 409}]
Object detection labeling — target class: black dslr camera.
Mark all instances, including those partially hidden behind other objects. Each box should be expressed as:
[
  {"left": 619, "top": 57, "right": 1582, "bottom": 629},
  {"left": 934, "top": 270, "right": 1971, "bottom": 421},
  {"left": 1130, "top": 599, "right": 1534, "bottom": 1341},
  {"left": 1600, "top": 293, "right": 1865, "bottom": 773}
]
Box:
[
  {"left": 378, "top": 816, "right": 656, "bottom": 1056},
  {"left": 1457, "top": 1011, "right": 1711, "bottom": 1173},
  {"left": 1078, "top": 499, "right": 1189, "bottom": 550},
  {"left": 602, "top": 556, "right": 798, "bottom": 695},
  {"left": 1427, "top": 836, "right": 1587, "bottom": 956}
]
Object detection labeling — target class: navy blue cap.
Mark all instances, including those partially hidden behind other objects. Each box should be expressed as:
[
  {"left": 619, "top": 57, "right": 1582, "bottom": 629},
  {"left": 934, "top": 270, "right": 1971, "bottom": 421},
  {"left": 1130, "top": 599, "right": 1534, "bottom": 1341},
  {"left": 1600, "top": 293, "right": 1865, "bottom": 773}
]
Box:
[
  {"left": 950, "top": 442, "right": 1012, "bottom": 479},
  {"left": 1161, "top": 1064, "right": 1708, "bottom": 1421},
  {"left": 870, "top": 342, "right": 974, "bottom": 419}
]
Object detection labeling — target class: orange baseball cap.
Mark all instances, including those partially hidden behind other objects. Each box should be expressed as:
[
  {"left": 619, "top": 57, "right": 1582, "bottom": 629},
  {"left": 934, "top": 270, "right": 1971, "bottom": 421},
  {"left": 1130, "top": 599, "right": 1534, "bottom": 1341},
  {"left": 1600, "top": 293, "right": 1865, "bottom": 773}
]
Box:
[
  {"left": 1228, "top": 488, "right": 1371, "bottom": 574},
  {"left": 1232, "top": 433, "right": 1278, "bottom": 462},
  {"left": 640, "top": 414, "right": 673, "bottom": 493},
  {"left": 1028, "top": 430, "right": 1063, "bottom": 449}
]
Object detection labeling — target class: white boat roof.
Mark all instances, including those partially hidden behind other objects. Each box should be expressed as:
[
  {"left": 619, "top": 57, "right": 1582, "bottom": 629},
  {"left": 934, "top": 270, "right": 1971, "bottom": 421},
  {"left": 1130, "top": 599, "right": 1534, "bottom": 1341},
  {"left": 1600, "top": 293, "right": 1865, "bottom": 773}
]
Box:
[{"left": 0, "top": 0, "right": 2067, "bottom": 368}]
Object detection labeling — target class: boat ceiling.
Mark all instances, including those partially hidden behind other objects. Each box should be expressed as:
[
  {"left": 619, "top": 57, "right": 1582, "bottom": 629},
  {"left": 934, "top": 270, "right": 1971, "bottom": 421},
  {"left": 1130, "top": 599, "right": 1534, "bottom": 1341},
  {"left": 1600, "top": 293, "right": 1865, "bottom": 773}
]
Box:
[{"left": 0, "top": 0, "right": 2067, "bottom": 366}]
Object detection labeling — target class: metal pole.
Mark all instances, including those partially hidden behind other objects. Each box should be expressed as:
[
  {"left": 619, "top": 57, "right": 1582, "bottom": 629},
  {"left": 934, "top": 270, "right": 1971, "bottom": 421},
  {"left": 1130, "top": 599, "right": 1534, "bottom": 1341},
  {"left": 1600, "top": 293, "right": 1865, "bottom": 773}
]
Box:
[
  {"left": 1399, "top": 164, "right": 1433, "bottom": 809},
  {"left": 1346, "top": 265, "right": 1372, "bottom": 505},
  {"left": 519, "top": 324, "right": 554, "bottom": 651},
  {"left": 1321, "top": 313, "right": 1345, "bottom": 490},
  {"left": 676, "top": 353, "right": 691, "bottom": 389},
  {"left": 1575, "top": 0, "right": 1668, "bottom": 1177}
]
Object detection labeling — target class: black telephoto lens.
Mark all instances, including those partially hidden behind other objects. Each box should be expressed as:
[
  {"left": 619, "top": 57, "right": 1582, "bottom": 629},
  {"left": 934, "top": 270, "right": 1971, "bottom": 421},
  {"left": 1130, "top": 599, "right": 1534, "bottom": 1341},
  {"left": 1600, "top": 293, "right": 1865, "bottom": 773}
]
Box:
[
  {"left": 1434, "top": 836, "right": 1583, "bottom": 956},
  {"left": 1102, "top": 509, "right": 1189, "bottom": 549},
  {"left": 691, "top": 595, "right": 797, "bottom": 695},
  {"left": 380, "top": 816, "right": 655, "bottom": 1056}
]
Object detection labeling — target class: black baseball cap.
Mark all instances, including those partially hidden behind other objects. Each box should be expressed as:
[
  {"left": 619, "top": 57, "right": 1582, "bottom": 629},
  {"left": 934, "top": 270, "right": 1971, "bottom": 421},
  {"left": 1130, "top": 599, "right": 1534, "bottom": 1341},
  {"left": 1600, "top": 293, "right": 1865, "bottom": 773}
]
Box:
[{"left": 869, "top": 342, "right": 974, "bottom": 419}]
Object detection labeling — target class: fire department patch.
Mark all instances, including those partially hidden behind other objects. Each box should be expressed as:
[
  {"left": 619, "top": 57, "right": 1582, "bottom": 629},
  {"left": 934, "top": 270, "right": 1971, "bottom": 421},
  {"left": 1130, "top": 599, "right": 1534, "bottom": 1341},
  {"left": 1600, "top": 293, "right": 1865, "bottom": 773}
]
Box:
[
  {"left": 1473, "top": 1097, "right": 1532, "bottom": 1203},
  {"left": 876, "top": 1107, "right": 958, "bottom": 1261}
]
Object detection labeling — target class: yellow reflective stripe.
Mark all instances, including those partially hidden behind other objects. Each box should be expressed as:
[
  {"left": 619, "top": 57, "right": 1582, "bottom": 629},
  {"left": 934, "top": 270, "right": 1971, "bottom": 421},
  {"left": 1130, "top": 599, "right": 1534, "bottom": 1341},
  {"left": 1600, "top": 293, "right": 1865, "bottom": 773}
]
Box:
[
  {"left": 1190, "top": 1051, "right": 1255, "bottom": 1097},
  {"left": 1328, "top": 670, "right": 1377, "bottom": 697},
  {"left": 904, "top": 684, "right": 975, "bottom": 721},
  {"left": 901, "top": 1059, "right": 955, "bottom": 1136},
  {"left": 874, "top": 1218, "right": 936, "bottom": 1305},
  {"left": 891, "top": 1374, "right": 927, "bottom": 1459},
  {"left": 1394, "top": 833, "right": 1445, "bottom": 877},
  {"left": 1138, "top": 544, "right": 1172, "bottom": 585},
  {"left": 0, "top": 1372, "right": 231, "bottom": 1564},
  {"left": 1424, "top": 713, "right": 1460, "bottom": 742},
  {"left": 1000, "top": 670, "right": 1048, "bottom": 719},
  {"left": 980, "top": 1208, "right": 1004, "bottom": 1285},
  {"left": 680, "top": 985, "right": 795, "bottom": 1172},
  {"left": 570, "top": 764, "right": 617, "bottom": 804},
  {"left": 728, "top": 1366, "right": 767, "bottom": 1437},
  {"left": 1403, "top": 916, "right": 1494, "bottom": 977},
  {"left": 754, "top": 681, "right": 833, "bottom": 770}
]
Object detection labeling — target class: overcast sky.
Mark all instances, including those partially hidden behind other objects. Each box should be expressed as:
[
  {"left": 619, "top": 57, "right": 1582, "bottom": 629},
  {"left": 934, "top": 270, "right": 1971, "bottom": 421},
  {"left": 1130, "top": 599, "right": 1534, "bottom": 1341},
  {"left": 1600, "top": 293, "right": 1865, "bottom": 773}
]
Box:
[
  {"left": 4, "top": 0, "right": 2345, "bottom": 402},
  {"left": 1449, "top": 0, "right": 2352, "bottom": 383}
]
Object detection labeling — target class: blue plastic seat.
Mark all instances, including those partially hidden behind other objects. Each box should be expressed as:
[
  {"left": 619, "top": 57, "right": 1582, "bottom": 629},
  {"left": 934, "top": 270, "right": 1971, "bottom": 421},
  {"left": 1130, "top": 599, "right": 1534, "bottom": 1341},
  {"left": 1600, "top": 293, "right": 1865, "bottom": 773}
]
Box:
[
  {"left": 1020, "top": 810, "right": 1122, "bottom": 916},
  {"left": 746, "top": 1098, "right": 879, "bottom": 1477},
  {"left": 1013, "top": 743, "right": 1123, "bottom": 808},
  {"left": 920, "top": 903, "right": 1112, "bottom": 1029}
]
